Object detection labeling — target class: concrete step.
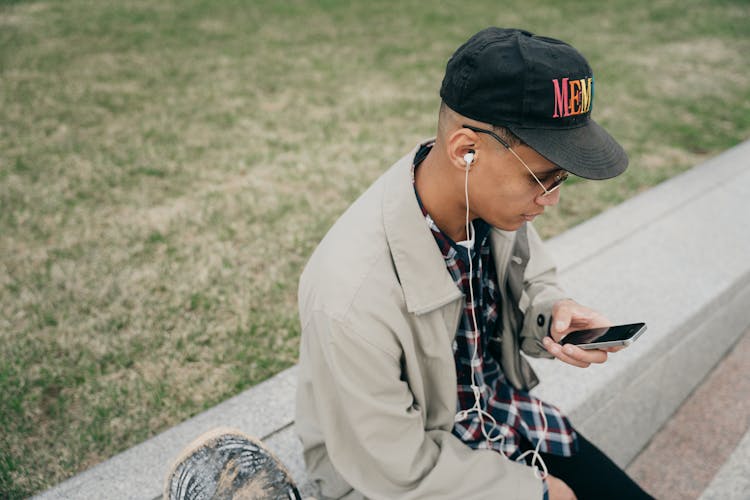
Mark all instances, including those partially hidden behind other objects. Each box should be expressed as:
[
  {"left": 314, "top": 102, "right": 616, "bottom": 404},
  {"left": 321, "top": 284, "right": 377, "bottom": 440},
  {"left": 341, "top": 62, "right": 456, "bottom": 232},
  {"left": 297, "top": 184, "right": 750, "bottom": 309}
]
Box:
[{"left": 527, "top": 139, "right": 750, "bottom": 468}]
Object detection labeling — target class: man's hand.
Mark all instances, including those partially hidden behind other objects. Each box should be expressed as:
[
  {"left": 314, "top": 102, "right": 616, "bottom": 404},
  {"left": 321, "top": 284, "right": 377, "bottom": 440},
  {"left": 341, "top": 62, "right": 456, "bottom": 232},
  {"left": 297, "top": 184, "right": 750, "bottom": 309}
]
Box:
[
  {"left": 541, "top": 299, "right": 619, "bottom": 368},
  {"left": 547, "top": 474, "right": 577, "bottom": 500}
]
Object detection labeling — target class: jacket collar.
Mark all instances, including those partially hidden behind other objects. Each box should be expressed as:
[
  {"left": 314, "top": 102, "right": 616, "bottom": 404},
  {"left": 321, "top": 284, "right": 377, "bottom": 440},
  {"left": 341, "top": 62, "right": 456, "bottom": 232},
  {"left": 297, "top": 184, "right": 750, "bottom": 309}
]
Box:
[{"left": 382, "top": 140, "right": 464, "bottom": 314}]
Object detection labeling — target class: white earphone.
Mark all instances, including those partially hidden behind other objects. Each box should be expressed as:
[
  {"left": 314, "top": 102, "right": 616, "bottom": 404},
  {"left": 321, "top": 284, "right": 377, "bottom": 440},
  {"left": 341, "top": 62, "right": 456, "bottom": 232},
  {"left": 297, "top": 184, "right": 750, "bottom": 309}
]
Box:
[
  {"left": 454, "top": 144, "right": 550, "bottom": 480},
  {"left": 463, "top": 151, "right": 475, "bottom": 169}
]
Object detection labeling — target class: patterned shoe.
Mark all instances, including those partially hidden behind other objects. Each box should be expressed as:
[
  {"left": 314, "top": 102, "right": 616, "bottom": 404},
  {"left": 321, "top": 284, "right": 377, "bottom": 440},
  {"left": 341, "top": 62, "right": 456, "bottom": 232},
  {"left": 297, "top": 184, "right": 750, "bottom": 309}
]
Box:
[{"left": 164, "top": 427, "right": 302, "bottom": 500}]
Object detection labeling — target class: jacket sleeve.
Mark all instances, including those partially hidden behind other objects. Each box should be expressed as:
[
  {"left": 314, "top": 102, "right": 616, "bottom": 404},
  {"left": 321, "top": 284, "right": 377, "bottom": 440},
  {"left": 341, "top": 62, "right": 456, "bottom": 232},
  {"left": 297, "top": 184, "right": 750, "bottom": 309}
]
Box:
[
  {"left": 301, "top": 309, "right": 544, "bottom": 500},
  {"left": 518, "top": 224, "right": 568, "bottom": 358}
]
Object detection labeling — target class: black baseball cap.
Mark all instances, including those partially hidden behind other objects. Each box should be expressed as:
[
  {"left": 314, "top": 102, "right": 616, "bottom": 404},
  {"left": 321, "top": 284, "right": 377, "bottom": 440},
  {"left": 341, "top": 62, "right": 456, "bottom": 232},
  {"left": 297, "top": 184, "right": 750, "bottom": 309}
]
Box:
[{"left": 440, "top": 27, "right": 627, "bottom": 180}]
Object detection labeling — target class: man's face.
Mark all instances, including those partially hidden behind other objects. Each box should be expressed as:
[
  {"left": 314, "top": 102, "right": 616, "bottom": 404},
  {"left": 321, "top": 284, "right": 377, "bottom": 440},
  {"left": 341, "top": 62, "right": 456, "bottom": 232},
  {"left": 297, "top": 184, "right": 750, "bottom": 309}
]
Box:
[{"left": 468, "top": 143, "right": 564, "bottom": 231}]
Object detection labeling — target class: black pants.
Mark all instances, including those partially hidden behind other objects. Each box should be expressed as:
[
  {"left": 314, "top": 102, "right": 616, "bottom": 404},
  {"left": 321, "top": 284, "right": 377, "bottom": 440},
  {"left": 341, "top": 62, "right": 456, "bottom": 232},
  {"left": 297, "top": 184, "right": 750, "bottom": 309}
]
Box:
[{"left": 520, "top": 432, "right": 655, "bottom": 500}]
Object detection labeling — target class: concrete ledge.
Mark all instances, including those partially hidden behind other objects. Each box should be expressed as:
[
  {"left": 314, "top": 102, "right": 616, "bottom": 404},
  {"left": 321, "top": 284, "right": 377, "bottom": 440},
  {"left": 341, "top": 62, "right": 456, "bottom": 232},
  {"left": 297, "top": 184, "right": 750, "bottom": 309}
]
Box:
[
  {"left": 35, "top": 141, "right": 750, "bottom": 499},
  {"left": 530, "top": 139, "right": 750, "bottom": 467}
]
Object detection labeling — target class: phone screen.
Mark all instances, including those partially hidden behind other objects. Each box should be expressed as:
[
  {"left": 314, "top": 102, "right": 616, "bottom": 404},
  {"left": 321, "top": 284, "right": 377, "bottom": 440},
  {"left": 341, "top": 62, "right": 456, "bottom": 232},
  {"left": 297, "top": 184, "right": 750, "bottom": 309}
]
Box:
[{"left": 560, "top": 323, "right": 647, "bottom": 346}]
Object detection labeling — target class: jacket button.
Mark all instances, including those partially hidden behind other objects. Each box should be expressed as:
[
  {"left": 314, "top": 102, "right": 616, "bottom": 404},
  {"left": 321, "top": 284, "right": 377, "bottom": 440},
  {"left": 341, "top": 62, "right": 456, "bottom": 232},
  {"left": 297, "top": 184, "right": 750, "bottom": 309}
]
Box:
[{"left": 537, "top": 314, "right": 545, "bottom": 327}]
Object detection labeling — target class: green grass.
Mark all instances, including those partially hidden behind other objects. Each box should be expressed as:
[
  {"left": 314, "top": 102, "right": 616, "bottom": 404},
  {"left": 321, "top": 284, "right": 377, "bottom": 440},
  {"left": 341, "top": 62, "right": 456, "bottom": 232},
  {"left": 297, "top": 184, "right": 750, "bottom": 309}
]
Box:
[{"left": 1, "top": 0, "right": 749, "bottom": 496}]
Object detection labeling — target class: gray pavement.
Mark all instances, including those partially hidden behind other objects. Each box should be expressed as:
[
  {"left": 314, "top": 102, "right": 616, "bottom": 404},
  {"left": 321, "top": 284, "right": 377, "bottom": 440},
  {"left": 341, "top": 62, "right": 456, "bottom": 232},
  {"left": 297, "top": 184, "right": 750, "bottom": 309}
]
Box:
[
  {"left": 699, "top": 428, "right": 750, "bottom": 500},
  {"left": 627, "top": 327, "right": 750, "bottom": 500}
]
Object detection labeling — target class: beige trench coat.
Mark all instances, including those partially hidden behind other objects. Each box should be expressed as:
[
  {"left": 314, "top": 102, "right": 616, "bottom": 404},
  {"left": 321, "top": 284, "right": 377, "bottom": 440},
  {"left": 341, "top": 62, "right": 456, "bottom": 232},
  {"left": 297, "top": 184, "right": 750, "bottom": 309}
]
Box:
[{"left": 296, "top": 141, "right": 568, "bottom": 499}]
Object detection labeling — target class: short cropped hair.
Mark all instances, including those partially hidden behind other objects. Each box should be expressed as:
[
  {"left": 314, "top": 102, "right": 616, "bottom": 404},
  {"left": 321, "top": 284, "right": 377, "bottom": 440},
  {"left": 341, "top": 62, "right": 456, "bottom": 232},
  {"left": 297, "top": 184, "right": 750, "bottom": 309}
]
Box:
[{"left": 438, "top": 101, "right": 523, "bottom": 148}]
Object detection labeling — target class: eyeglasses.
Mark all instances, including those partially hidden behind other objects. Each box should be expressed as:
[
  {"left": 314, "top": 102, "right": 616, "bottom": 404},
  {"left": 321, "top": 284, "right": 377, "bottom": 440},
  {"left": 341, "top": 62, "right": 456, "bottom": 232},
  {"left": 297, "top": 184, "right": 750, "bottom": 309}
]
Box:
[{"left": 462, "top": 124, "right": 568, "bottom": 197}]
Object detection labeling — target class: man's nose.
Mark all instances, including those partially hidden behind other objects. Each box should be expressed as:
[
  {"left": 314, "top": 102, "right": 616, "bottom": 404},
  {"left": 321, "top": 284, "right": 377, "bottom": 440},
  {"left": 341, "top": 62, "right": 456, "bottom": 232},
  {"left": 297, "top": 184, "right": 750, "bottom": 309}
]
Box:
[{"left": 536, "top": 188, "right": 561, "bottom": 206}]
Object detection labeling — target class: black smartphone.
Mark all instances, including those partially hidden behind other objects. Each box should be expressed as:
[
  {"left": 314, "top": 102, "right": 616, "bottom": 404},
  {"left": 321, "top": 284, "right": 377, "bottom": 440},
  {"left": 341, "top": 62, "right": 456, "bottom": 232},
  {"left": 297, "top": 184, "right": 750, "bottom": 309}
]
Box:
[{"left": 559, "top": 323, "right": 647, "bottom": 350}]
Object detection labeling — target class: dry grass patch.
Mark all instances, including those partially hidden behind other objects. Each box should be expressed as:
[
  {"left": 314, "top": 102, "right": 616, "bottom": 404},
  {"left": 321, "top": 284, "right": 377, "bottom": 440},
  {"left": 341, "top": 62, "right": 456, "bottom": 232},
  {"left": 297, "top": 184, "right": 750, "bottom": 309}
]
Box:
[{"left": 1, "top": 0, "right": 749, "bottom": 496}]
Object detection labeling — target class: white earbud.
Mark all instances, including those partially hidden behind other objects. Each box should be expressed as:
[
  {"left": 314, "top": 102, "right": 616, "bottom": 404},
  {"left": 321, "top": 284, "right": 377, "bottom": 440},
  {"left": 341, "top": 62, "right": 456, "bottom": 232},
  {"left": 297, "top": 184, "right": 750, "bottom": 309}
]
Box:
[{"left": 463, "top": 151, "right": 475, "bottom": 169}]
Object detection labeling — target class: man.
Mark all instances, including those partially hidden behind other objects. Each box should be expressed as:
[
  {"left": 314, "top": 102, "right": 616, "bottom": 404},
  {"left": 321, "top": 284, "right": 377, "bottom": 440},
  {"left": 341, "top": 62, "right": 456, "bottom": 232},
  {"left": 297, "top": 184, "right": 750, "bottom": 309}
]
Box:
[{"left": 293, "top": 27, "right": 653, "bottom": 500}]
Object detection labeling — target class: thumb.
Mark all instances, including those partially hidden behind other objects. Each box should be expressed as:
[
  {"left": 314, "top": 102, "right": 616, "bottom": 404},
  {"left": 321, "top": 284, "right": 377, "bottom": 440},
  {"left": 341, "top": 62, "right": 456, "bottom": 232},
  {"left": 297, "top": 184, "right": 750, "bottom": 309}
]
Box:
[{"left": 552, "top": 307, "right": 572, "bottom": 338}]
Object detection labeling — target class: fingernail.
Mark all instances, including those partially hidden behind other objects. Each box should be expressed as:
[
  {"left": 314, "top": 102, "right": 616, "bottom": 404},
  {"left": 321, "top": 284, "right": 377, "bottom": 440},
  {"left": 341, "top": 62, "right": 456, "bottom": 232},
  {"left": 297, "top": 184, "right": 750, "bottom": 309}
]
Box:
[
  {"left": 563, "top": 345, "right": 575, "bottom": 355},
  {"left": 555, "top": 320, "right": 566, "bottom": 330},
  {"left": 550, "top": 343, "right": 561, "bottom": 354}
]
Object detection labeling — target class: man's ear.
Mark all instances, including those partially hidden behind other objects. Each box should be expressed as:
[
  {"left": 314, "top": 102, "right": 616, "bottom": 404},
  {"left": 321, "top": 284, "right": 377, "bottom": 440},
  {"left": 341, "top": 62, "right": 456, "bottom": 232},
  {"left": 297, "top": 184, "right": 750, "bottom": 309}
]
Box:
[{"left": 446, "top": 127, "right": 479, "bottom": 171}]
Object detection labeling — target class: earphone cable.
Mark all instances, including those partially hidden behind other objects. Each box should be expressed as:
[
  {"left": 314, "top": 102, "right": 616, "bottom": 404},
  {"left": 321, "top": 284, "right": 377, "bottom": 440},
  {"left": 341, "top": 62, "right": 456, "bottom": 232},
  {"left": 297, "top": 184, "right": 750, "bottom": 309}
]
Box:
[{"left": 457, "top": 159, "right": 549, "bottom": 480}]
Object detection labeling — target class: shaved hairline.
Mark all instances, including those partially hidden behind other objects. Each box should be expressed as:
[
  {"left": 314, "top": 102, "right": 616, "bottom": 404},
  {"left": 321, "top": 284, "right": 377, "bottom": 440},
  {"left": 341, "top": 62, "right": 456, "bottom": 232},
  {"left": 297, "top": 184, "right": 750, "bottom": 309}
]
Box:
[{"left": 436, "top": 101, "right": 523, "bottom": 148}]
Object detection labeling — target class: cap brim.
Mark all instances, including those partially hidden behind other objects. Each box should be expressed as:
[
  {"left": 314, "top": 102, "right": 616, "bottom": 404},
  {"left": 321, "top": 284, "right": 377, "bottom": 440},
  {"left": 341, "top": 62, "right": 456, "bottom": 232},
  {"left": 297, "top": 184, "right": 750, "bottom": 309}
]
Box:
[{"left": 508, "top": 119, "right": 628, "bottom": 180}]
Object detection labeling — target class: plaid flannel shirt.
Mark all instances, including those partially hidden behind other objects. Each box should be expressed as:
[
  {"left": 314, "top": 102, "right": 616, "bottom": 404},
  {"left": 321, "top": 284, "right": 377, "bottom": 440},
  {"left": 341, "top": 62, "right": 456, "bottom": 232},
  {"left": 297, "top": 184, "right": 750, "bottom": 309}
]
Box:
[{"left": 412, "top": 146, "right": 576, "bottom": 497}]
